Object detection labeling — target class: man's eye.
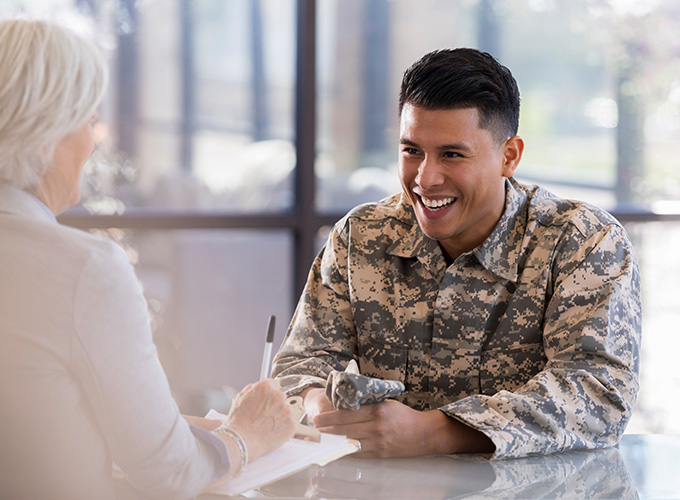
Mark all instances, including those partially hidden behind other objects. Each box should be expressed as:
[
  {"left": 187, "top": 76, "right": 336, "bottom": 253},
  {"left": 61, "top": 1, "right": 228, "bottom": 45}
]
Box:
[
  {"left": 443, "top": 151, "right": 462, "bottom": 158},
  {"left": 403, "top": 147, "right": 420, "bottom": 155}
]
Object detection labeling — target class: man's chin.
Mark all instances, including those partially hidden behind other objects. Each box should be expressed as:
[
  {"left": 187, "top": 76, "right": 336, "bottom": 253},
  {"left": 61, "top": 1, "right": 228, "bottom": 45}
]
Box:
[{"left": 417, "top": 223, "right": 455, "bottom": 244}]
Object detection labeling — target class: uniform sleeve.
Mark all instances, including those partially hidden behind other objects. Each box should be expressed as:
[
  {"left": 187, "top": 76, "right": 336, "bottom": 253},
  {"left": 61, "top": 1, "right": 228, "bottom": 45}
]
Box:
[
  {"left": 70, "top": 240, "right": 229, "bottom": 499},
  {"left": 272, "top": 222, "right": 358, "bottom": 395},
  {"left": 440, "top": 224, "right": 642, "bottom": 459}
]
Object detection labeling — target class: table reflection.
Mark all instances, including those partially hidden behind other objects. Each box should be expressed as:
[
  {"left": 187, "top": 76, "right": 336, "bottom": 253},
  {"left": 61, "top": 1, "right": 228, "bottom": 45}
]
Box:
[{"left": 258, "top": 445, "right": 637, "bottom": 500}]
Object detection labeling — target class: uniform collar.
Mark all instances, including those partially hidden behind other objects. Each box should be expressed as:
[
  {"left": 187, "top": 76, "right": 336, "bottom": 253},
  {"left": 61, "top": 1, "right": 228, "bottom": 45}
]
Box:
[
  {"left": 385, "top": 194, "right": 448, "bottom": 281},
  {"left": 386, "top": 179, "right": 528, "bottom": 282},
  {"left": 472, "top": 178, "right": 527, "bottom": 282},
  {"left": 386, "top": 194, "right": 441, "bottom": 259}
]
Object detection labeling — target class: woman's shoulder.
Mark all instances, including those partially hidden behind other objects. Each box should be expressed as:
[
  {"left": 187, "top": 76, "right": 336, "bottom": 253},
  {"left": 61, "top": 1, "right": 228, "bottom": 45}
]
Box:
[
  {"left": 55, "top": 224, "right": 133, "bottom": 277},
  {"left": 3, "top": 216, "right": 133, "bottom": 280}
]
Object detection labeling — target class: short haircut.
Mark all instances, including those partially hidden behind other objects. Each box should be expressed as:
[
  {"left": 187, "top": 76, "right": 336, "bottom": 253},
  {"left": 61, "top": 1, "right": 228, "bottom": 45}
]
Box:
[
  {"left": 0, "top": 19, "right": 108, "bottom": 189},
  {"left": 399, "top": 48, "right": 520, "bottom": 144}
]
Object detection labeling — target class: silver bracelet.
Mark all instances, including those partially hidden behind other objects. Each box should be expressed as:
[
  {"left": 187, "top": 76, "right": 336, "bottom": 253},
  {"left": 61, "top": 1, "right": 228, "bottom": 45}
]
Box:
[{"left": 214, "top": 424, "right": 248, "bottom": 476}]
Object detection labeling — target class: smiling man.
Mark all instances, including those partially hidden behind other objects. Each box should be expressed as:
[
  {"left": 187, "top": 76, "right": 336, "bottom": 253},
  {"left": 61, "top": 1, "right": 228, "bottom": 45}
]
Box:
[
  {"left": 399, "top": 104, "right": 521, "bottom": 264},
  {"left": 272, "top": 48, "right": 641, "bottom": 459}
]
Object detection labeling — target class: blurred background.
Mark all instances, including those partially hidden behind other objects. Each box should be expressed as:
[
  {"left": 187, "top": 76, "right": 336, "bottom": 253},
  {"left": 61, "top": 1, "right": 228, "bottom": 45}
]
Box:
[{"left": 2, "top": 0, "right": 679, "bottom": 434}]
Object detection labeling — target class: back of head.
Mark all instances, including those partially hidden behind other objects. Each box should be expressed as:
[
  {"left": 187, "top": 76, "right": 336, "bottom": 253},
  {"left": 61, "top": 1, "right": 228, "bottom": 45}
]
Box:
[
  {"left": 399, "top": 48, "right": 520, "bottom": 144},
  {"left": 0, "top": 18, "right": 107, "bottom": 190}
]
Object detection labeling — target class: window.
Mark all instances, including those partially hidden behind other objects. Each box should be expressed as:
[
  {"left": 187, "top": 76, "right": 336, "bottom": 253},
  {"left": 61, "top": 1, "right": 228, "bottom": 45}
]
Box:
[{"left": 6, "top": 0, "right": 679, "bottom": 429}]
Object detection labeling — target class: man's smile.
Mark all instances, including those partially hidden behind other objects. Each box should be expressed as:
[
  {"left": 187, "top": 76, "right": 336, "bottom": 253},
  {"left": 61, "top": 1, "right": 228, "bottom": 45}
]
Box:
[{"left": 419, "top": 195, "right": 457, "bottom": 211}]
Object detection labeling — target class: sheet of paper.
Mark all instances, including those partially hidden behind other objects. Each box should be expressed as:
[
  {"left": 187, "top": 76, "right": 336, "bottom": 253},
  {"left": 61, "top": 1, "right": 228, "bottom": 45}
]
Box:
[{"left": 205, "top": 409, "right": 358, "bottom": 496}]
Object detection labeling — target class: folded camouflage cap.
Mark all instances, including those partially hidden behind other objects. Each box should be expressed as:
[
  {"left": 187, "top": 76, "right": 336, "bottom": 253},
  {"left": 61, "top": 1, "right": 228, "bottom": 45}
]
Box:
[{"left": 325, "top": 360, "right": 405, "bottom": 410}]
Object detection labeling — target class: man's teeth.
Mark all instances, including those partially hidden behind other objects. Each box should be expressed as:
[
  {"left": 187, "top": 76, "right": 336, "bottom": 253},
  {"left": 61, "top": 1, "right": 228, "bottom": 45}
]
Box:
[{"left": 421, "top": 196, "right": 455, "bottom": 209}]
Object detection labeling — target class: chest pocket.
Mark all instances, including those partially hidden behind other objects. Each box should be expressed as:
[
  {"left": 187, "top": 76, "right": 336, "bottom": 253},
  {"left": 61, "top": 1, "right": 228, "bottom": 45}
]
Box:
[
  {"left": 479, "top": 342, "right": 546, "bottom": 395},
  {"left": 357, "top": 335, "right": 407, "bottom": 384}
]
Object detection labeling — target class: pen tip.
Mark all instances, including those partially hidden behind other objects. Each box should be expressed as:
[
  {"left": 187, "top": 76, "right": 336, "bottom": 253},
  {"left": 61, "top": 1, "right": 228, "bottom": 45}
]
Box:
[{"left": 266, "top": 315, "right": 276, "bottom": 342}]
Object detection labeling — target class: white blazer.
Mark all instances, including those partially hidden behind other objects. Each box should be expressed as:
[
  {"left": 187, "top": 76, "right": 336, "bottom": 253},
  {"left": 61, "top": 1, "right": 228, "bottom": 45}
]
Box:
[{"left": 0, "top": 184, "right": 227, "bottom": 500}]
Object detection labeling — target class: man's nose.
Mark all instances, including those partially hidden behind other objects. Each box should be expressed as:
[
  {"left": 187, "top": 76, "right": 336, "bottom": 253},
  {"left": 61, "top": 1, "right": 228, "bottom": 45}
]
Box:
[{"left": 415, "top": 156, "right": 445, "bottom": 188}]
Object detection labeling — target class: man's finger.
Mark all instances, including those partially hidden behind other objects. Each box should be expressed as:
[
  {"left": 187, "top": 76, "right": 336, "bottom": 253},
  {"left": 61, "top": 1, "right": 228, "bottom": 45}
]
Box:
[
  {"left": 315, "top": 418, "right": 374, "bottom": 441},
  {"left": 313, "top": 407, "right": 374, "bottom": 427}
]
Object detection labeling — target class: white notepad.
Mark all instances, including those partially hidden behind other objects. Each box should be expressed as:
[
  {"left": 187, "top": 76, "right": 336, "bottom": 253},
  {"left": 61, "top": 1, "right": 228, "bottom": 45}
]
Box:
[{"left": 205, "top": 409, "right": 359, "bottom": 496}]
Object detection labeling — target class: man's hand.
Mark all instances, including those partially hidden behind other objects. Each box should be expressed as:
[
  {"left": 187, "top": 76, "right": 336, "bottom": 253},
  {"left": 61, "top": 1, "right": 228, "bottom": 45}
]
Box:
[{"left": 311, "top": 399, "right": 495, "bottom": 458}]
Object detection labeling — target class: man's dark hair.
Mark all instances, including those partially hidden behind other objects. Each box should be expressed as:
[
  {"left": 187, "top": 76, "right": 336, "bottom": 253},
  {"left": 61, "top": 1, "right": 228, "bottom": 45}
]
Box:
[{"left": 399, "top": 48, "right": 520, "bottom": 144}]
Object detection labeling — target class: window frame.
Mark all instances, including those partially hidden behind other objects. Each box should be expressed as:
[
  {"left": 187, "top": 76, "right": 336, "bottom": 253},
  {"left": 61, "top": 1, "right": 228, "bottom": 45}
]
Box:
[{"left": 58, "top": 0, "right": 680, "bottom": 306}]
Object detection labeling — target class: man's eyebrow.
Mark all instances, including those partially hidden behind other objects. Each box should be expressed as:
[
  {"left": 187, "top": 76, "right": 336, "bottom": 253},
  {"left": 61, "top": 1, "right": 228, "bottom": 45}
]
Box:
[
  {"left": 399, "top": 138, "right": 419, "bottom": 147},
  {"left": 399, "top": 138, "right": 472, "bottom": 152},
  {"left": 439, "top": 142, "right": 472, "bottom": 152}
]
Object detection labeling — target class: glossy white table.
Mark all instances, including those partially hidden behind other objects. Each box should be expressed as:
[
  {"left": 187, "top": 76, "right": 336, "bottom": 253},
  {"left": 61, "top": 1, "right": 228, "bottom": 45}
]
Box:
[{"left": 199, "top": 434, "right": 680, "bottom": 499}]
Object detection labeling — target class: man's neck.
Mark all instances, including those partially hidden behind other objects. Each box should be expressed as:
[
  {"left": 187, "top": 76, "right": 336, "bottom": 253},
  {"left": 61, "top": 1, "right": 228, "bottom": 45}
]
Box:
[{"left": 439, "top": 243, "right": 455, "bottom": 266}]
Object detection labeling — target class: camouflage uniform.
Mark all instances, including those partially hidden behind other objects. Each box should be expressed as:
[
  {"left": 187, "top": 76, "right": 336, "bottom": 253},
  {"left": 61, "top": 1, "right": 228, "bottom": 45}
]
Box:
[
  {"left": 325, "top": 367, "right": 405, "bottom": 410},
  {"left": 272, "top": 178, "right": 641, "bottom": 459}
]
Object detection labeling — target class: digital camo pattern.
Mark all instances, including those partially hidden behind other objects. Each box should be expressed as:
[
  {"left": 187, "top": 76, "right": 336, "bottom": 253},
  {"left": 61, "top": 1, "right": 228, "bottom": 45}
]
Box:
[
  {"left": 260, "top": 439, "right": 637, "bottom": 499},
  {"left": 325, "top": 370, "right": 406, "bottom": 410},
  {"left": 287, "top": 442, "right": 637, "bottom": 499},
  {"left": 454, "top": 446, "right": 638, "bottom": 499},
  {"left": 272, "top": 178, "right": 642, "bottom": 459}
]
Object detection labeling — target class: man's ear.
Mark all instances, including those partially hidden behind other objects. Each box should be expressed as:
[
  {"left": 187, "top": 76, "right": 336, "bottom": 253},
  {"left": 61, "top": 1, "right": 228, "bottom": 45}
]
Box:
[{"left": 501, "top": 135, "right": 524, "bottom": 178}]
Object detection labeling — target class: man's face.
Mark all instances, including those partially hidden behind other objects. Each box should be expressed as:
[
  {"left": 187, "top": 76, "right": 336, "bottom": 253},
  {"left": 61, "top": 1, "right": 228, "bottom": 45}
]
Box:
[{"left": 398, "top": 103, "right": 522, "bottom": 261}]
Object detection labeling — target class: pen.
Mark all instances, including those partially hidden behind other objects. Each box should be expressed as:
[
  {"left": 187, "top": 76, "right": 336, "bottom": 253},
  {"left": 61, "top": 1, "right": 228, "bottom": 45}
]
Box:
[{"left": 259, "top": 315, "right": 276, "bottom": 381}]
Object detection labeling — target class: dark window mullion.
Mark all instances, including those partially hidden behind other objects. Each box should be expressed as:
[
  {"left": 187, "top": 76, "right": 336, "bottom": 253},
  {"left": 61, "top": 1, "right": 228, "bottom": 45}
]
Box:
[
  {"left": 58, "top": 211, "right": 344, "bottom": 231},
  {"left": 293, "top": 0, "right": 318, "bottom": 300},
  {"left": 180, "top": 0, "right": 195, "bottom": 171}
]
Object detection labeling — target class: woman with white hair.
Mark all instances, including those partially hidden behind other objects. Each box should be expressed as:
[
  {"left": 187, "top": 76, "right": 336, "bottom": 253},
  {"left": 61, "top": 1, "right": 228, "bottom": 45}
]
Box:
[{"left": 0, "top": 19, "right": 295, "bottom": 500}]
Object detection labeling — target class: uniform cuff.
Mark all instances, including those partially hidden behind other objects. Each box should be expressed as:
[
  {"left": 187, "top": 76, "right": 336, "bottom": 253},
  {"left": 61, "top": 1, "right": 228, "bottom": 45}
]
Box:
[{"left": 439, "top": 393, "right": 542, "bottom": 460}]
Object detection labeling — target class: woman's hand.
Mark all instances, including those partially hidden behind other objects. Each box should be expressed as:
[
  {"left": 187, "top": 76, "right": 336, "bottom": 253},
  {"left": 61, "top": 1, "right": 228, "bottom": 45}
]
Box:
[
  {"left": 224, "top": 379, "right": 297, "bottom": 462},
  {"left": 301, "top": 386, "right": 334, "bottom": 420}
]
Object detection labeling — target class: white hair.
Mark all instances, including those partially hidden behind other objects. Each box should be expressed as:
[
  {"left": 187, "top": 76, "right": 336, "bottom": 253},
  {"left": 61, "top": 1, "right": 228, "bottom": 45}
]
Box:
[{"left": 0, "top": 18, "right": 108, "bottom": 189}]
